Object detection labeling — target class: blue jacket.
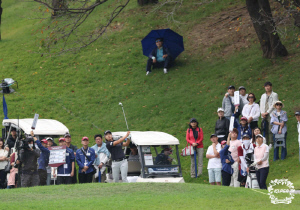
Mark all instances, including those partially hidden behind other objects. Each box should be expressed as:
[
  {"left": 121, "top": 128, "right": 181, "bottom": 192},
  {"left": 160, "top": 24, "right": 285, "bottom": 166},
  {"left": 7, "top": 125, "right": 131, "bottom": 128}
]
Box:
[
  {"left": 76, "top": 147, "right": 95, "bottom": 174},
  {"left": 57, "top": 147, "right": 75, "bottom": 175},
  {"left": 91, "top": 143, "right": 110, "bottom": 166},
  {"left": 219, "top": 145, "right": 234, "bottom": 175},
  {"left": 36, "top": 140, "right": 50, "bottom": 171},
  {"left": 237, "top": 124, "right": 252, "bottom": 140}
]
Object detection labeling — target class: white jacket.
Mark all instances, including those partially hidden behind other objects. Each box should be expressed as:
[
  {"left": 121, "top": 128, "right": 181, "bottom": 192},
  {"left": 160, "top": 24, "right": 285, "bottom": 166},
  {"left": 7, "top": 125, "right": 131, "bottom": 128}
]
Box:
[
  {"left": 0, "top": 149, "right": 8, "bottom": 170},
  {"left": 259, "top": 91, "right": 279, "bottom": 117},
  {"left": 298, "top": 122, "right": 300, "bottom": 147},
  {"left": 242, "top": 102, "right": 260, "bottom": 121}
]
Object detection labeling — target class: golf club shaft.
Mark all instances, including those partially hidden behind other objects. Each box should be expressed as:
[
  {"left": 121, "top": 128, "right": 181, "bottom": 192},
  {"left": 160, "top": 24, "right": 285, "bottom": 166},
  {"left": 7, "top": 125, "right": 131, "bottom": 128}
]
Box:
[{"left": 121, "top": 106, "right": 129, "bottom": 131}]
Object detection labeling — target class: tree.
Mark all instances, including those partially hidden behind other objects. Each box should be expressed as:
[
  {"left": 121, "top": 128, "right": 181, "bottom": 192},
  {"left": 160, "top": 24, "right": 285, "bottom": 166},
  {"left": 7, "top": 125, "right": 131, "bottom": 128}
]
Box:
[
  {"left": 0, "top": 0, "right": 3, "bottom": 41},
  {"left": 246, "top": 0, "right": 288, "bottom": 58},
  {"left": 32, "top": 0, "right": 130, "bottom": 54}
]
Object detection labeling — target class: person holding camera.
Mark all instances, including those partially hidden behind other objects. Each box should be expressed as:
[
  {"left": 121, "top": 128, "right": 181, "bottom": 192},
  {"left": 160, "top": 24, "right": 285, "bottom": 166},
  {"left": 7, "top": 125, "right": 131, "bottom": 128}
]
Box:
[
  {"left": 30, "top": 131, "right": 50, "bottom": 186},
  {"left": 19, "top": 136, "right": 40, "bottom": 187},
  {"left": 76, "top": 137, "right": 95, "bottom": 183}
]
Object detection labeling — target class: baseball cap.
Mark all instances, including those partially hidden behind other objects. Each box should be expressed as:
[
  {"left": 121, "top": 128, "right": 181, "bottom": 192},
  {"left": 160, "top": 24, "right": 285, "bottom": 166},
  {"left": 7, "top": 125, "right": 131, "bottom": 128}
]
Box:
[
  {"left": 221, "top": 140, "right": 227, "bottom": 145},
  {"left": 81, "top": 136, "right": 89, "bottom": 141},
  {"left": 210, "top": 134, "right": 217, "bottom": 138},
  {"left": 240, "top": 116, "right": 248, "bottom": 121},
  {"left": 242, "top": 134, "right": 250, "bottom": 139},
  {"left": 190, "top": 118, "right": 198, "bottom": 123},
  {"left": 41, "top": 139, "right": 48, "bottom": 144},
  {"left": 256, "top": 134, "right": 263, "bottom": 138},
  {"left": 46, "top": 137, "right": 54, "bottom": 142},
  {"left": 59, "top": 137, "right": 65, "bottom": 142},
  {"left": 217, "top": 107, "right": 224, "bottom": 112},
  {"left": 228, "top": 85, "right": 235, "bottom": 89},
  {"left": 104, "top": 130, "right": 112, "bottom": 135},
  {"left": 64, "top": 133, "right": 71, "bottom": 138},
  {"left": 295, "top": 111, "right": 300, "bottom": 116},
  {"left": 164, "top": 147, "right": 172, "bottom": 154},
  {"left": 239, "top": 86, "right": 246, "bottom": 91}
]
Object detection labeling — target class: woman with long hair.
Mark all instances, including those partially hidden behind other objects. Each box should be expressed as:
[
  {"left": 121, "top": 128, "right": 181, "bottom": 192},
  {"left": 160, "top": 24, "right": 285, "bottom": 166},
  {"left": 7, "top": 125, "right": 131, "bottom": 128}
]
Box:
[{"left": 186, "top": 118, "right": 204, "bottom": 178}]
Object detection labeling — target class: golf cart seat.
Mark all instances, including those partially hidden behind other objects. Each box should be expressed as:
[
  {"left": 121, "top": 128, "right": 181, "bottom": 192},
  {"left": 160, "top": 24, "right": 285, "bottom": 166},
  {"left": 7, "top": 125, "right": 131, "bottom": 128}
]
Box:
[{"left": 127, "top": 160, "right": 142, "bottom": 176}]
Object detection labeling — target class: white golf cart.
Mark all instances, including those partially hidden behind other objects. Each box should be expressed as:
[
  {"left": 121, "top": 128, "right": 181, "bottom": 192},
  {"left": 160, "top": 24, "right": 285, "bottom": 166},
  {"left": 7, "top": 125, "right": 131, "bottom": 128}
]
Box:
[
  {"left": 106, "top": 131, "right": 184, "bottom": 183},
  {"left": 2, "top": 118, "right": 69, "bottom": 149}
]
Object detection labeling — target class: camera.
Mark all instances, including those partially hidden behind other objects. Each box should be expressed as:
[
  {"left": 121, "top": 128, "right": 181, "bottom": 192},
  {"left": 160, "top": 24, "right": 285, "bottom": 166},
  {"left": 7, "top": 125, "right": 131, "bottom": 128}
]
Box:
[{"left": 18, "top": 136, "right": 35, "bottom": 150}]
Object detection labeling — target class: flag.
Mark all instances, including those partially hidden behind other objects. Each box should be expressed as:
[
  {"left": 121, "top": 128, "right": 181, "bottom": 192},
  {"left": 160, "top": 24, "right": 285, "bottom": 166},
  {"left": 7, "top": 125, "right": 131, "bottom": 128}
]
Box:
[{"left": 3, "top": 95, "right": 8, "bottom": 119}]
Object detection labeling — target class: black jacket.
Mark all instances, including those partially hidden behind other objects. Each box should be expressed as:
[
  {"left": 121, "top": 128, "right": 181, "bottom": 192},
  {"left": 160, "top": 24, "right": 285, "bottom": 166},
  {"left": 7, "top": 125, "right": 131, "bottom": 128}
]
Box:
[
  {"left": 6, "top": 135, "right": 17, "bottom": 149},
  {"left": 215, "top": 117, "right": 230, "bottom": 138},
  {"left": 20, "top": 148, "right": 40, "bottom": 172},
  {"left": 149, "top": 47, "right": 171, "bottom": 59}
]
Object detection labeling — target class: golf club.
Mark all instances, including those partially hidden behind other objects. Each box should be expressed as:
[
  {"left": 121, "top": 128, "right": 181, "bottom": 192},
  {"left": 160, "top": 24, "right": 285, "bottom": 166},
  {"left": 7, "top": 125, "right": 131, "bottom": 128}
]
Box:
[{"left": 119, "top": 102, "right": 129, "bottom": 131}]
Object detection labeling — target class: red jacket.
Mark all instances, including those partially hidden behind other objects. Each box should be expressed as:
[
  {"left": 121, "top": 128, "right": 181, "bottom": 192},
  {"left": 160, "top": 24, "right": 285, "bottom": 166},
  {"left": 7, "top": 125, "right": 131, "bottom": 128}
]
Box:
[{"left": 186, "top": 127, "right": 203, "bottom": 148}]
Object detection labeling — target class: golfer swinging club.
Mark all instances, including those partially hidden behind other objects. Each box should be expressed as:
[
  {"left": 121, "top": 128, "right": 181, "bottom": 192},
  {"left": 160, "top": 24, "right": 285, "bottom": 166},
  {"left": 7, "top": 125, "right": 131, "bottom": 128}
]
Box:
[{"left": 105, "top": 130, "right": 131, "bottom": 182}]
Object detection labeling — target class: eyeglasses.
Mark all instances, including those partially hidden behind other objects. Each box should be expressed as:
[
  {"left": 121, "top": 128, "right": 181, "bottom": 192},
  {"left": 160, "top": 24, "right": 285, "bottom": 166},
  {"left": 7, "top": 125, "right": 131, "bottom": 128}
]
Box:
[{"left": 275, "top": 104, "right": 282, "bottom": 106}]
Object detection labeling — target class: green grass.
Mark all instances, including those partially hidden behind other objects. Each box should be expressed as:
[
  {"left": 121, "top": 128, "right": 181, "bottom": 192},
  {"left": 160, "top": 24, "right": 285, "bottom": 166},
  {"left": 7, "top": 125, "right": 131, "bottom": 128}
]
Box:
[
  {"left": 0, "top": 183, "right": 299, "bottom": 209},
  {"left": 1, "top": 0, "right": 300, "bottom": 191}
]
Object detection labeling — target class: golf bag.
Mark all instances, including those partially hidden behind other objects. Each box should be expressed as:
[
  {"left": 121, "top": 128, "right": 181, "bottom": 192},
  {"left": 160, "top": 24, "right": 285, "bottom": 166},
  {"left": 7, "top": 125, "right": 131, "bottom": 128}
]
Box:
[{"left": 244, "top": 153, "right": 259, "bottom": 189}]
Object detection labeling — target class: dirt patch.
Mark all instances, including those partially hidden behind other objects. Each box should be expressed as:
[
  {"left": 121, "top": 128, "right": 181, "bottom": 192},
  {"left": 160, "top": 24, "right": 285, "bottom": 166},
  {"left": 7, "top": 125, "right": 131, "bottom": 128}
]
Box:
[{"left": 188, "top": 6, "right": 257, "bottom": 57}]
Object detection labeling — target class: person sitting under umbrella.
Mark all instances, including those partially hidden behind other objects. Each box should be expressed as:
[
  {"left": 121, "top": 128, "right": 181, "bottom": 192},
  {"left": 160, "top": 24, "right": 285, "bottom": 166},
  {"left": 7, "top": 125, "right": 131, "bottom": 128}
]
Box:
[{"left": 146, "top": 38, "right": 172, "bottom": 75}]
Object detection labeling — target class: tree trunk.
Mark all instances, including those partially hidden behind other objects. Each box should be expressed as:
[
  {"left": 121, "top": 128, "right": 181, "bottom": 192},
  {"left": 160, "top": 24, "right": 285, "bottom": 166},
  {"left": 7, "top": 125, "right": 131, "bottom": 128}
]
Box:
[
  {"left": 246, "top": 0, "right": 288, "bottom": 58},
  {"left": 0, "top": 0, "right": 2, "bottom": 41},
  {"left": 137, "top": 0, "right": 158, "bottom": 6}
]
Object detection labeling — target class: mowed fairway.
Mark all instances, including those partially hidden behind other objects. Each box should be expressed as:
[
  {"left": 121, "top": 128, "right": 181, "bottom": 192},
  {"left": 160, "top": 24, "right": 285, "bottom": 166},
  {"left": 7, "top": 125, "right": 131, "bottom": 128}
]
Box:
[{"left": 0, "top": 183, "right": 299, "bottom": 209}]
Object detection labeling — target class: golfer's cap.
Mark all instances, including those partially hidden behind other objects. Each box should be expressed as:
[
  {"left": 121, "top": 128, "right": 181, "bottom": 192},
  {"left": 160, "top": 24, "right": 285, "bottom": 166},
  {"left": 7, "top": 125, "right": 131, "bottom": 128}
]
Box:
[
  {"left": 242, "top": 134, "right": 250, "bottom": 139},
  {"left": 228, "top": 85, "right": 235, "bottom": 89},
  {"left": 81, "top": 136, "right": 89, "bottom": 141},
  {"left": 240, "top": 116, "right": 248, "bottom": 121},
  {"left": 239, "top": 86, "right": 246, "bottom": 91},
  {"left": 221, "top": 140, "right": 227, "bottom": 145},
  {"left": 256, "top": 134, "right": 263, "bottom": 138},
  {"left": 264, "top": 81, "right": 272, "bottom": 87},
  {"left": 59, "top": 137, "right": 65, "bottom": 142},
  {"left": 210, "top": 134, "right": 217, "bottom": 138},
  {"left": 41, "top": 139, "right": 48, "bottom": 144},
  {"left": 190, "top": 118, "right": 198, "bottom": 123},
  {"left": 64, "top": 133, "right": 71, "bottom": 138},
  {"left": 295, "top": 111, "right": 300, "bottom": 116},
  {"left": 46, "top": 137, "right": 53, "bottom": 142},
  {"left": 104, "top": 130, "right": 112, "bottom": 135},
  {"left": 217, "top": 107, "right": 224, "bottom": 112}
]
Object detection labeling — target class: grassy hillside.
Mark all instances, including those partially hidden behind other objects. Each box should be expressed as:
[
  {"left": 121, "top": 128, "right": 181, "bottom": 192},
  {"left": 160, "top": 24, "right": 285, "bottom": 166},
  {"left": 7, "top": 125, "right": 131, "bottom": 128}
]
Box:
[
  {"left": 0, "top": 183, "right": 299, "bottom": 209},
  {"left": 1, "top": 0, "right": 300, "bottom": 189}
]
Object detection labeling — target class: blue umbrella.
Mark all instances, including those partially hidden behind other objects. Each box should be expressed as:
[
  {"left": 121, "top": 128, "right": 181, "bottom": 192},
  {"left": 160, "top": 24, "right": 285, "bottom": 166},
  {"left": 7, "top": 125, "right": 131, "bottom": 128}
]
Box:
[{"left": 141, "top": 29, "right": 184, "bottom": 59}]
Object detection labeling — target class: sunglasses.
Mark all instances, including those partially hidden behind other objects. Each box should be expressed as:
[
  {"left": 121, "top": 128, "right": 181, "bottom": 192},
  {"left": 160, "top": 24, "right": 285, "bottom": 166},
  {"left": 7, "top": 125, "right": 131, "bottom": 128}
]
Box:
[
  {"left": 275, "top": 104, "right": 282, "bottom": 106},
  {"left": 248, "top": 96, "right": 254, "bottom": 98}
]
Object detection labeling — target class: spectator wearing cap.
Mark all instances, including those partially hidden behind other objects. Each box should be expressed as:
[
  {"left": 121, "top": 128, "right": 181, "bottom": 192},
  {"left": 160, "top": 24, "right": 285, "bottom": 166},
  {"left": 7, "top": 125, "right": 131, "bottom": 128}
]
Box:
[
  {"left": 227, "top": 128, "right": 242, "bottom": 187},
  {"left": 222, "top": 85, "right": 244, "bottom": 122},
  {"left": 236, "top": 116, "right": 252, "bottom": 140},
  {"left": 239, "top": 86, "right": 248, "bottom": 108},
  {"left": 247, "top": 134, "right": 269, "bottom": 190},
  {"left": 186, "top": 118, "right": 204, "bottom": 178},
  {"left": 295, "top": 111, "right": 300, "bottom": 163},
  {"left": 64, "top": 132, "right": 78, "bottom": 184},
  {"left": 5, "top": 127, "right": 18, "bottom": 151},
  {"left": 46, "top": 137, "right": 57, "bottom": 147},
  {"left": 219, "top": 140, "right": 234, "bottom": 186},
  {"left": 242, "top": 93, "right": 260, "bottom": 129},
  {"left": 215, "top": 107, "right": 230, "bottom": 143},
  {"left": 206, "top": 134, "right": 222, "bottom": 185},
  {"left": 53, "top": 138, "right": 75, "bottom": 185},
  {"left": 146, "top": 38, "right": 172, "bottom": 75},
  {"left": 260, "top": 81, "right": 279, "bottom": 145},
  {"left": 270, "top": 101, "right": 288, "bottom": 161},
  {"left": 105, "top": 130, "right": 131, "bottom": 182},
  {"left": 76, "top": 137, "right": 96, "bottom": 183},
  {"left": 91, "top": 134, "right": 110, "bottom": 183},
  {"left": 31, "top": 131, "right": 50, "bottom": 186},
  {"left": 237, "top": 134, "right": 256, "bottom": 187},
  {"left": 155, "top": 147, "right": 173, "bottom": 165},
  {"left": 128, "top": 143, "right": 139, "bottom": 161}
]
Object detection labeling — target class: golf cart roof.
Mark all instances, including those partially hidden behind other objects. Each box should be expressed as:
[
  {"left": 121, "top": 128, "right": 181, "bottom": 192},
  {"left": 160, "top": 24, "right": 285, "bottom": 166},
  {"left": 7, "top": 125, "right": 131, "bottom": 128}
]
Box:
[
  {"left": 2, "top": 119, "right": 69, "bottom": 136},
  {"left": 112, "top": 131, "right": 179, "bottom": 146}
]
